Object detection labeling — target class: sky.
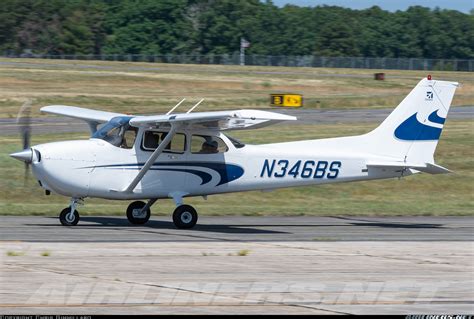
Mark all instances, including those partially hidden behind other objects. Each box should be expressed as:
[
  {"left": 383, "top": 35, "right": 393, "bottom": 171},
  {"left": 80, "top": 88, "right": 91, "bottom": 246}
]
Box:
[{"left": 271, "top": 0, "right": 473, "bottom": 13}]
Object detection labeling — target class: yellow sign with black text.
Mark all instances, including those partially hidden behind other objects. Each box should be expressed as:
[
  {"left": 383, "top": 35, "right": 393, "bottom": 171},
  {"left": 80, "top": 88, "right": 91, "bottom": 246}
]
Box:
[{"left": 270, "top": 94, "right": 303, "bottom": 107}]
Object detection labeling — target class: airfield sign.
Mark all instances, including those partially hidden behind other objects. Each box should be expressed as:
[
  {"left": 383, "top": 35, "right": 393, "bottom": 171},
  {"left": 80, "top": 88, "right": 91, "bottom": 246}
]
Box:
[{"left": 270, "top": 94, "right": 303, "bottom": 107}]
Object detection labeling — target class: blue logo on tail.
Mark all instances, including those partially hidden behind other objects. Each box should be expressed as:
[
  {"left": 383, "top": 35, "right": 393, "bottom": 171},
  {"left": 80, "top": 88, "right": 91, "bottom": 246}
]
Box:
[
  {"left": 394, "top": 110, "right": 446, "bottom": 141},
  {"left": 427, "top": 109, "right": 446, "bottom": 125}
]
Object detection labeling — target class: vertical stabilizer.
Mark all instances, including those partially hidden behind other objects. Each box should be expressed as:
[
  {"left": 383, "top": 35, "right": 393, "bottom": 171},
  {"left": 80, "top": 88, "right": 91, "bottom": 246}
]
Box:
[{"left": 365, "top": 77, "right": 458, "bottom": 163}]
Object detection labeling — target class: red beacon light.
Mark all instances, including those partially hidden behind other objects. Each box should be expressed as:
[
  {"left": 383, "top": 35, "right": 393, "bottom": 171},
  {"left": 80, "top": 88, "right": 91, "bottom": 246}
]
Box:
[{"left": 427, "top": 74, "right": 432, "bottom": 80}]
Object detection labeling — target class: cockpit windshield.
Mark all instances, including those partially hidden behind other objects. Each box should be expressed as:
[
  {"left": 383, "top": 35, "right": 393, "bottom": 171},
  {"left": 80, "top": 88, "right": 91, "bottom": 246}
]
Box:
[
  {"left": 92, "top": 116, "right": 137, "bottom": 148},
  {"left": 224, "top": 133, "right": 245, "bottom": 148}
]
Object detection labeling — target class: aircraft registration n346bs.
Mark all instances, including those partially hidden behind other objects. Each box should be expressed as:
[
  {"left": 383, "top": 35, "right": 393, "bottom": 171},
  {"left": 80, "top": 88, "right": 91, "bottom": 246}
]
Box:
[{"left": 10, "top": 77, "right": 458, "bottom": 228}]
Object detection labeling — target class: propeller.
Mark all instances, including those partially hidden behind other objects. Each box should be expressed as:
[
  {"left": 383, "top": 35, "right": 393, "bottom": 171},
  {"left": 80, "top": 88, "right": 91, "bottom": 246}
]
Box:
[{"left": 15, "top": 99, "right": 32, "bottom": 184}]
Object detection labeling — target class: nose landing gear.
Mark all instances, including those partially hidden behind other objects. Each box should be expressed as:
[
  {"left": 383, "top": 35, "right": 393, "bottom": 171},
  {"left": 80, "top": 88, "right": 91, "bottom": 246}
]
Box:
[{"left": 59, "top": 198, "right": 82, "bottom": 226}]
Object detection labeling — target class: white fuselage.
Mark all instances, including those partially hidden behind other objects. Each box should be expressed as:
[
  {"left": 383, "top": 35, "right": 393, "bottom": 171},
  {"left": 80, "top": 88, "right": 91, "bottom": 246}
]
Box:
[{"left": 30, "top": 127, "right": 410, "bottom": 201}]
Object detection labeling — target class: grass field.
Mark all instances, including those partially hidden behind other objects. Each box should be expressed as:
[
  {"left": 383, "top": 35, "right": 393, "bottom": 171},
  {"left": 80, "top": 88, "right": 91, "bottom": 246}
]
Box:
[
  {"left": 0, "top": 58, "right": 472, "bottom": 216},
  {"left": 0, "top": 58, "right": 473, "bottom": 118}
]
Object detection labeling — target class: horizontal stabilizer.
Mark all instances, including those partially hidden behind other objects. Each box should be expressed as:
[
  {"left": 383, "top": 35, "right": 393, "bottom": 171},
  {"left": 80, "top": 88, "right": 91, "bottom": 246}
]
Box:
[
  {"left": 418, "top": 163, "right": 452, "bottom": 174},
  {"left": 367, "top": 161, "right": 451, "bottom": 174}
]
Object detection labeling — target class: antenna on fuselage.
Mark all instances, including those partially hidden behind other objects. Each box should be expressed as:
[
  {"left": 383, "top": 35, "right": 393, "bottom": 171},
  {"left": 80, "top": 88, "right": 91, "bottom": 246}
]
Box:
[
  {"left": 186, "top": 98, "right": 205, "bottom": 114},
  {"left": 166, "top": 98, "right": 186, "bottom": 115}
]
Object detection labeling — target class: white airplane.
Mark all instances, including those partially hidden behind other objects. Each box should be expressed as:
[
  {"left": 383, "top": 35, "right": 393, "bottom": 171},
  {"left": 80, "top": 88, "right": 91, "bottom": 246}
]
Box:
[{"left": 10, "top": 77, "right": 458, "bottom": 228}]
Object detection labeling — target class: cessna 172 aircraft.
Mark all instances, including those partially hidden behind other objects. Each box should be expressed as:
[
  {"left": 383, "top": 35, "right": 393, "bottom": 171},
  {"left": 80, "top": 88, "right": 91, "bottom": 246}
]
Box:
[{"left": 10, "top": 77, "right": 458, "bottom": 228}]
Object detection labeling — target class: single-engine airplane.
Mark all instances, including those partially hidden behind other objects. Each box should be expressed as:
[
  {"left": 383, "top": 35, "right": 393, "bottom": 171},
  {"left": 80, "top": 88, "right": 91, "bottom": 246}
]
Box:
[{"left": 10, "top": 77, "right": 458, "bottom": 228}]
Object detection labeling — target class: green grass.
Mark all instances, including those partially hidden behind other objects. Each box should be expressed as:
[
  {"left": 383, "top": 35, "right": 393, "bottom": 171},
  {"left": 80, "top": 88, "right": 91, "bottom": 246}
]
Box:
[
  {"left": 0, "top": 120, "right": 472, "bottom": 217},
  {"left": 6, "top": 251, "right": 25, "bottom": 256},
  {"left": 0, "top": 58, "right": 472, "bottom": 118},
  {"left": 237, "top": 249, "right": 251, "bottom": 256}
]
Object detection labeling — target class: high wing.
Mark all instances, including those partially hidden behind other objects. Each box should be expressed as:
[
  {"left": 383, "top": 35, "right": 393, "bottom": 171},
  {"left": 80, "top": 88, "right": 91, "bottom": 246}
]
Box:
[
  {"left": 129, "top": 109, "right": 296, "bottom": 130},
  {"left": 41, "top": 105, "right": 127, "bottom": 134}
]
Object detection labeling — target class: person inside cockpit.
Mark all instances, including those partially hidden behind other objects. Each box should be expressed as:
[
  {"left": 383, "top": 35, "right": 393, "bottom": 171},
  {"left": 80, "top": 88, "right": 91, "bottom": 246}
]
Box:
[
  {"left": 199, "top": 140, "right": 219, "bottom": 154},
  {"left": 92, "top": 116, "right": 137, "bottom": 149}
]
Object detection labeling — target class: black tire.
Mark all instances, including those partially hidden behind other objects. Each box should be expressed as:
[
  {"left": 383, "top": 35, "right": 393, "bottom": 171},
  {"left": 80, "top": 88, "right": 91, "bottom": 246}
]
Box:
[
  {"left": 59, "top": 207, "right": 80, "bottom": 226},
  {"left": 126, "top": 201, "right": 151, "bottom": 225},
  {"left": 173, "top": 205, "right": 198, "bottom": 229}
]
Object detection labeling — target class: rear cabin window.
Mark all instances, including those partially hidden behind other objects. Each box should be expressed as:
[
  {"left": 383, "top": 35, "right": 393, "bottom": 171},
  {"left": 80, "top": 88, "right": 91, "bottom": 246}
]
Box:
[
  {"left": 142, "top": 131, "right": 186, "bottom": 153},
  {"left": 191, "top": 135, "right": 228, "bottom": 154}
]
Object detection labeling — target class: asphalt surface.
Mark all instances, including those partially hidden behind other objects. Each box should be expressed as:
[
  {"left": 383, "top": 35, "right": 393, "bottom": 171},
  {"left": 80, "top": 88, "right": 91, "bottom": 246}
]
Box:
[
  {"left": 1, "top": 106, "right": 472, "bottom": 136},
  {"left": 0, "top": 216, "right": 472, "bottom": 242}
]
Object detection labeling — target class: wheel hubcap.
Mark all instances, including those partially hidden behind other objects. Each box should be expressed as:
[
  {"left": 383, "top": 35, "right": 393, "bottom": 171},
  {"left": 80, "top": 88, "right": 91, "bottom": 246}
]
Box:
[
  {"left": 132, "top": 208, "right": 146, "bottom": 219},
  {"left": 66, "top": 213, "right": 75, "bottom": 223},
  {"left": 181, "top": 211, "right": 192, "bottom": 224}
]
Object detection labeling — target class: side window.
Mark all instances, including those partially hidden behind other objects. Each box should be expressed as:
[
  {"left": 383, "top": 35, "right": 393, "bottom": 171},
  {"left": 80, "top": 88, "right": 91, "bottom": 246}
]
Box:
[
  {"left": 191, "top": 135, "right": 228, "bottom": 154},
  {"left": 142, "top": 131, "right": 186, "bottom": 153}
]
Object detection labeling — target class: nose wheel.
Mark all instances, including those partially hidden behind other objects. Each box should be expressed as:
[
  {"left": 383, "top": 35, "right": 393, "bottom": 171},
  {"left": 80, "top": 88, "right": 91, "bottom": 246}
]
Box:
[
  {"left": 59, "top": 198, "right": 82, "bottom": 226},
  {"left": 173, "top": 205, "right": 198, "bottom": 229},
  {"left": 59, "top": 207, "right": 80, "bottom": 226}
]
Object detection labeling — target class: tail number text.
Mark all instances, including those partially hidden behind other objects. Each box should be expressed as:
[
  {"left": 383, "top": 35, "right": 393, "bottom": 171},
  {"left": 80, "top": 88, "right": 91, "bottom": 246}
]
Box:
[{"left": 260, "top": 159, "right": 341, "bottom": 179}]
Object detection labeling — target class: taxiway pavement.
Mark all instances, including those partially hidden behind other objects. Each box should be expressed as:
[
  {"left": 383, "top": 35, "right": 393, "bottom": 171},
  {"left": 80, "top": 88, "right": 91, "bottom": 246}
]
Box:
[{"left": 0, "top": 216, "right": 472, "bottom": 242}]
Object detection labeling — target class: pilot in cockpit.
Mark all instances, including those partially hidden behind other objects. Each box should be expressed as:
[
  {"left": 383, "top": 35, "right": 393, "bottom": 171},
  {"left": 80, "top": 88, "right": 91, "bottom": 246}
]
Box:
[{"left": 199, "top": 140, "right": 218, "bottom": 154}]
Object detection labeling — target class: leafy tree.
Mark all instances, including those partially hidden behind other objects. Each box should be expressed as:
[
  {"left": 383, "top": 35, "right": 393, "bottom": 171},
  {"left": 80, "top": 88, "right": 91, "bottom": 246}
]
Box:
[{"left": 0, "top": 0, "right": 472, "bottom": 59}]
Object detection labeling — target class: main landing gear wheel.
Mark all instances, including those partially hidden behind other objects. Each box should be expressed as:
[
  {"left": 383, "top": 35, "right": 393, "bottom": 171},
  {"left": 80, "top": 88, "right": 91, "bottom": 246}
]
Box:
[
  {"left": 59, "top": 207, "right": 80, "bottom": 226},
  {"left": 127, "top": 201, "right": 151, "bottom": 225},
  {"left": 173, "top": 205, "right": 198, "bottom": 229}
]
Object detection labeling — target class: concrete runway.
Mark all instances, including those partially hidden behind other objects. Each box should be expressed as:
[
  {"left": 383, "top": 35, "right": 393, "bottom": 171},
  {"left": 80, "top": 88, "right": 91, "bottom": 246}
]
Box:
[
  {"left": 1, "top": 216, "right": 473, "bottom": 314},
  {"left": 1, "top": 106, "right": 472, "bottom": 136},
  {"left": 0, "top": 216, "right": 473, "bottom": 242}
]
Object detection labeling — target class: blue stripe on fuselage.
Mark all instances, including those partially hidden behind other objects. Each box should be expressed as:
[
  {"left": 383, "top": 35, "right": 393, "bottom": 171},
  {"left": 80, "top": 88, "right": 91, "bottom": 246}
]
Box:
[{"left": 88, "top": 162, "right": 244, "bottom": 186}]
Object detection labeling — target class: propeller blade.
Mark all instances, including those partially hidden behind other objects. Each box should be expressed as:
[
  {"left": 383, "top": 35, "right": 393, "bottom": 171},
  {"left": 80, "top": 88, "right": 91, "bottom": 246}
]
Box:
[
  {"left": 17, "top": 99, "right": 32, "bottom": 150},
  {"left": 16, "top": 99, "right": 33, "bottom": 184}
]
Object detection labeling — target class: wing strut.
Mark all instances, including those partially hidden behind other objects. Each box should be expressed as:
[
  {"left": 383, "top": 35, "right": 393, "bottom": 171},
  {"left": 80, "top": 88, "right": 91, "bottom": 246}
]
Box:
[
  {"left": 166, "top": 98, "right": 186, "bottom": 115},
  {"left": 123, "top": 124, "right": 179, "bottom": 193},
  {"left": 186, "top": 98, "right": 204, "bottom": 114}
]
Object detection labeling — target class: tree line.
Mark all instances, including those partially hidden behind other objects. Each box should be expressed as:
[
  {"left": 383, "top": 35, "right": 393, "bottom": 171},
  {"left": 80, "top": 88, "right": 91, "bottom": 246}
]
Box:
[{"left": 1, "top": 0, "right": 473, "bottom": 59}]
